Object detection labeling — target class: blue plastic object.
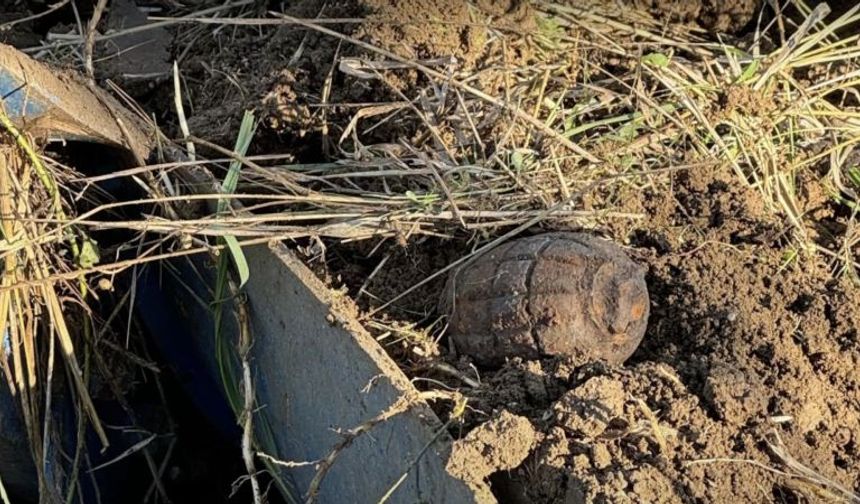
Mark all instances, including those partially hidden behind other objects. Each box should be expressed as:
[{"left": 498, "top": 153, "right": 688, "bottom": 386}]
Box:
[
  {"left": 135, "top": 260, "right": 241, "bottom": 440},
  {"left": 0, "top": 380, "right": 37, "bottom": 502},
  {"left": 0, "top": 68, "right": 50, "bottom": 120}
]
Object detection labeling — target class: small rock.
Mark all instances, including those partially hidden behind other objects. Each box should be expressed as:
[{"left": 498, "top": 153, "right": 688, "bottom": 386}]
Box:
[
  {"left": 592, "top": 444, "right": 613, "bottom": 469},
  {"left": 702, "top": 365, "right": 766, "bottom": 424},
  {"left": 797, "top": 401, "right": 824, "bottom": 433}
]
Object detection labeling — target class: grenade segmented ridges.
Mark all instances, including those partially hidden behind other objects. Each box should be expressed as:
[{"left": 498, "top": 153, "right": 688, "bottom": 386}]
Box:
[{"left": 441, "top": 233, "right": 649, "bottom": 366}]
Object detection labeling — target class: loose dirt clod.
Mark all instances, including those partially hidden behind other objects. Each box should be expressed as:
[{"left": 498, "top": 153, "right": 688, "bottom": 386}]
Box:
[
  {"left": 446, "top": 411, "right": 537, "bottom": 501},
  {"left": 629, "top": 0, "right": 761, "bottom": 32},
  {"left": 441, "top": 233, "right": 649, "bottom": 366}
]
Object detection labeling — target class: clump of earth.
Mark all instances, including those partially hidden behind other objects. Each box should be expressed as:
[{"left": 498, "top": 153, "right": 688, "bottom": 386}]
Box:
[
  {"left": 630, "top": 0, "right": 761, "bottom": 32},
  {"left": 430, "top": 159, "right": 860, "bottom": 502}
]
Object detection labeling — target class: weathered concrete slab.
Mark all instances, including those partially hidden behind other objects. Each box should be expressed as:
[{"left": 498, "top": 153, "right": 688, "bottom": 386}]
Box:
[
  {"left": 245, "top": 242, "right": 481, "bottom": 502},
  {"left": 138, "top": 240, "right": 485, "bottom": 503}
]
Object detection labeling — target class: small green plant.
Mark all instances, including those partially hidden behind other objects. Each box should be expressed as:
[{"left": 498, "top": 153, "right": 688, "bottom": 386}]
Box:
[
  {"left": 210, "top": 111, "right": 297, "bottom": 503},
  {"left": 405, "top": 190, "right": 441, "bottom": 209},
  {"left": 847, "top": 165, "right": 860, "bottom": 188},
  {"left": 534, "top": 15, "right": 565, "bottom": 51},
  {"left": 213, "top": 110, "right": 255, "bottom": 413},
  {"left": 641, "top": 52, "right": 670, "bottom": 68}
]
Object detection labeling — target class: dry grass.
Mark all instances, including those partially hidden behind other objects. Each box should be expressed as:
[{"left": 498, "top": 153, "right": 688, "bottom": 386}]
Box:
[
  {"left": 46, "top": 0, "right": 860, "bottom": 286},
  {"left": 685, "top": 429, "right": 860, "bottom": 503},
  {"left": 0, "top": 109, "right": 109, "bottom": 499}
]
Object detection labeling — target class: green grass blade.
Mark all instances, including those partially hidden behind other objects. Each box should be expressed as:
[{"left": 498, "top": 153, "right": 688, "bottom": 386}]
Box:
[
  {"left": 218, "top": 110, "right": 256, "bottom": 288},
  {"left": 213, "top": 110, "right": 257, "bottom": 411},
  {"left": 223, "top": 235, "right": 250, "bottom": 287},
  {"left": 218, "top": 110, "right": 257, "bottom": 214}
]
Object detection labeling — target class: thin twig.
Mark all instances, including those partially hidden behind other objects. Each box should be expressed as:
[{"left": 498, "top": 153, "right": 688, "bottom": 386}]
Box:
[
  {"left": 0, "top": 0, "right": 71, "bottom": 31},
  {"left": 305, "top": 390, "right": 454, "bottom": 503},
  {"left": 173, "top": 61, "right": 196, "bottom": 161},
  {"left": 84, "top": 0, "right": 109, "bottom": 81},
  {"left": 233, "top": 286, "right": 263, "bottom": 504}
]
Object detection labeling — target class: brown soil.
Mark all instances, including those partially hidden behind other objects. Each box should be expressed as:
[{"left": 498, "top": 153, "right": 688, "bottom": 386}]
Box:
[
  {"left": 173, "top": 0, "right": 766, "bottom": 151},
  {"left": 447, "top": 411, "right": 539, "bottom": 502},
  {"left": 204, "top": 1, "right": 858, "bottom": 502},
  {"left": 452, "top": 162, "right": 860, "bottom": 503},
  {"left": 179, "top": 0, "right": 538, "bottom": 146},
  {"left": 629, "top": 0, "right": 761, "bottom": 32}
]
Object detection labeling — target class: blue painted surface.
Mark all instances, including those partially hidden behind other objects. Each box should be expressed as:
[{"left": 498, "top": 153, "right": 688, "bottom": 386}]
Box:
[
  {"left": 0, "top": 70, "right": 50, "bottom": 120},
  {"left": 0, "top": 58, "right": 171, "bottom": 502},
  {"left": 0, "top": 380, "right": 37, "bottom": 501},
  {"left": 135, "top": 261, "right": 241, "bottom": 440}
]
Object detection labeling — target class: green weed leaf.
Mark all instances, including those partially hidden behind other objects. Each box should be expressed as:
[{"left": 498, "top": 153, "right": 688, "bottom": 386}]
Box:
[
  {"left": 78, "top": 238, "right": 100, "bottom": 268},
  {"left": 223, "top": 235, "right": 250, "bottom": 288},
  {"left": 642, "top": 52, "right": 669, "bottom": 68}
]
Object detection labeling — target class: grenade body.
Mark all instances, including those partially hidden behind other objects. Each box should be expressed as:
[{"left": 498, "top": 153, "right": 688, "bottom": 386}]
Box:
[{"left": 441, "top": 233, "right": 649, "bottom": 366}]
